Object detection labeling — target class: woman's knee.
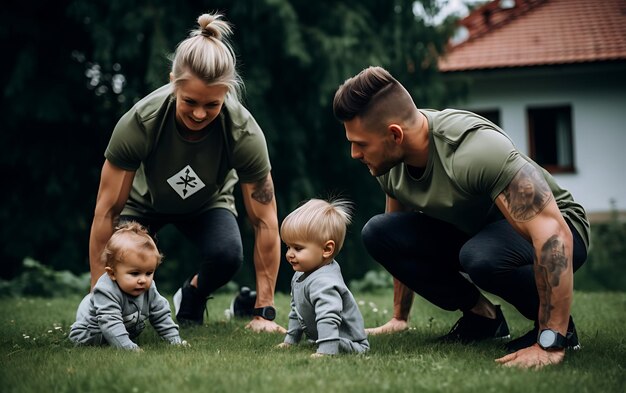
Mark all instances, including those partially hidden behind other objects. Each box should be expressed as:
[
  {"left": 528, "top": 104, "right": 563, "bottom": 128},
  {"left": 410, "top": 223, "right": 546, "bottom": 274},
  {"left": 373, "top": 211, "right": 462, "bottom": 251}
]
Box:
[{"left": 201, "top": 241, "right": 243, "bottom": 272}]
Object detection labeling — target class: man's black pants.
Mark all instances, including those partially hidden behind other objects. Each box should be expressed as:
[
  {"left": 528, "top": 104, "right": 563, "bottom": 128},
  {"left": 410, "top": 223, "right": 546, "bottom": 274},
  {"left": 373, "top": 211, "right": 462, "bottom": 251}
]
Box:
[{"left": 361, "top": 212, "right": 587, "bottom": 320}]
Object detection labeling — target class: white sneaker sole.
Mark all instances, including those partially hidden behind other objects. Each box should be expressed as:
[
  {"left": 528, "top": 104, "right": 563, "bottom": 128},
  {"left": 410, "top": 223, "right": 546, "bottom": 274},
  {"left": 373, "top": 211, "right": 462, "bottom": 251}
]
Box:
[{"left": 173, "top": 288, "right": 183, "bottom": 317}]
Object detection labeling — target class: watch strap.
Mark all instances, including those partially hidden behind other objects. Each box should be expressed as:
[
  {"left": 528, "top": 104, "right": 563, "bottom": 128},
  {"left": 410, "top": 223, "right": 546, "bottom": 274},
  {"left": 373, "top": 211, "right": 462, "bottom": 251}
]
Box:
[
  {"left": 253, "top": 306, "right": 276, "bottom": 321},
  {"left": 539, "top": 329, "right": 567, "bottom": 349}
]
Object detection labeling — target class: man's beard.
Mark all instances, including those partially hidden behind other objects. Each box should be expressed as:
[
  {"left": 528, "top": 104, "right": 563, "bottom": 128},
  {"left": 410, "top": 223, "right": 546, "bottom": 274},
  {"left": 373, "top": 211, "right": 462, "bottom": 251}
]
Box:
[{"left": 368, "top": 150, "right": 402, "bottom": 177}]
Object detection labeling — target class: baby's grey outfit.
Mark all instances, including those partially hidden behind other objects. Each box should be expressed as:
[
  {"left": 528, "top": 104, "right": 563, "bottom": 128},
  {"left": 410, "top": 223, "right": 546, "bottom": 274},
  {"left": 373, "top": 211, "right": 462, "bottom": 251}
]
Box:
[
  {"left": 69, "top": 273, "right": 181, "bottom": 349},
  {"left": 284, "top": 260, "right": 369, "bottom": 355}
]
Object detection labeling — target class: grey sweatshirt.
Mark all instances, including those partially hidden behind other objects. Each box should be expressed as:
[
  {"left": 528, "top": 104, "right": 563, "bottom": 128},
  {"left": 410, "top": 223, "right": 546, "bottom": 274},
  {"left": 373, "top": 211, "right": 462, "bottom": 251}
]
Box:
[
  {"left": 284, "top": 260, "right": 369, "bottom": 355},
  {"left": 69, "top": 273, "right": 182, "bottom": 349}
]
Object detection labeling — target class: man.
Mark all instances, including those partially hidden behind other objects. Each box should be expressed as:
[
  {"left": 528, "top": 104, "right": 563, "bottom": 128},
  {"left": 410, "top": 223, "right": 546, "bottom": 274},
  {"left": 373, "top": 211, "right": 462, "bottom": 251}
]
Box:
[{"left": 332, "top": 66, "right": 589, "bottom": 368}]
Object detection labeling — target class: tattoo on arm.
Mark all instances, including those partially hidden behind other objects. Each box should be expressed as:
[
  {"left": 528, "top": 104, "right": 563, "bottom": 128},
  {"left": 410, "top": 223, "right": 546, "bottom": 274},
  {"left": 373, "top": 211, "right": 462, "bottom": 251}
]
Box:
[
  {"left": 534, "top": 235, "right": 568, "bottom": 325},
  {"left": 502, "top": 164, "right": 553, "bottom": 221},
  {"left": 251, "top": 176, "right": 274, "bottom": 205}
]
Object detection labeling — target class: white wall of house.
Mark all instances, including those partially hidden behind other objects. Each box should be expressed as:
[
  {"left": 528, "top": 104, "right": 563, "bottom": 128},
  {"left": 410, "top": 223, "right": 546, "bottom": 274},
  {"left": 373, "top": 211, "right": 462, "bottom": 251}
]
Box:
[{"left": 446, "top": 63, "right": 626, "bottom": 216}]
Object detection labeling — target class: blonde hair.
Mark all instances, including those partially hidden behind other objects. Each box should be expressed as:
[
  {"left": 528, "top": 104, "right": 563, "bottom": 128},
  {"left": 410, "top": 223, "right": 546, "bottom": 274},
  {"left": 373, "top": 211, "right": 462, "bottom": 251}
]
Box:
[
  {"left": 280, "top": 198, "right": 354, "bottom": 258},
  {"left": 101, "top": 222, "right": 163, "bottom": 268},
  {"left": 170, "top": 12, "right": 243, "bottom": 102}
]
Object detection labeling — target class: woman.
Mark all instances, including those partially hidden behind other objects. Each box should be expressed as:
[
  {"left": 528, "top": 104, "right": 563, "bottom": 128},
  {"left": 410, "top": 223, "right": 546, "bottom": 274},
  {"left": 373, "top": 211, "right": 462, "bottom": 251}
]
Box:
[{"left": 89, "top": 12, "right": 284, "bottom": 333}]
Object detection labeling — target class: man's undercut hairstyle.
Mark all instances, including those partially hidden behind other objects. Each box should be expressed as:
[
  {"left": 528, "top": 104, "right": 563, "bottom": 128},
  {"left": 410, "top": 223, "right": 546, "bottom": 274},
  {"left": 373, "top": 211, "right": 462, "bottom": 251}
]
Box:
[
  {"left": 333, "top": 66, "right": 399, "bottom": 122},
  {"left": 101, "top": 221, "right": 163, "bottom": 268},
  {"left": 333, "top": 66, "right": 417, "bottom": 131},
  {"left": 280, "top": 198, "right": 353, "bottom": 259}
]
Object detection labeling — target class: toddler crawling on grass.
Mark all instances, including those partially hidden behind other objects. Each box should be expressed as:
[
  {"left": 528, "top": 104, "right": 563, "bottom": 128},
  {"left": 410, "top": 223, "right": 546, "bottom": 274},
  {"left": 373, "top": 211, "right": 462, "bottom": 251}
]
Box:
[{"left": 69, "top": 222, "right": 186, "bottom": 350}]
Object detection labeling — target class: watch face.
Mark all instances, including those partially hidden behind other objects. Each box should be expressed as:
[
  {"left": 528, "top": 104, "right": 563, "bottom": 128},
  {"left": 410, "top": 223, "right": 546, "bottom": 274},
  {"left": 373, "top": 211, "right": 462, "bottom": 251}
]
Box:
[
  {"left": 539, "top": 330, "right": 557, "bottom": 347},
  {"left": 255, "top": 307, "right": 276, "bottom": 321},
  {"left": 265, "top": 307, "right": 276, "bottom": 320}
]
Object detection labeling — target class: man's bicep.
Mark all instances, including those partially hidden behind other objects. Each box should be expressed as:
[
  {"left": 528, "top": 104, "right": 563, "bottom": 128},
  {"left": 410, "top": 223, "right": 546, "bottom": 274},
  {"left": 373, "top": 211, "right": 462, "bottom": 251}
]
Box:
[{"left": 497, "top": 163, "right": 553, "bottom": 222}]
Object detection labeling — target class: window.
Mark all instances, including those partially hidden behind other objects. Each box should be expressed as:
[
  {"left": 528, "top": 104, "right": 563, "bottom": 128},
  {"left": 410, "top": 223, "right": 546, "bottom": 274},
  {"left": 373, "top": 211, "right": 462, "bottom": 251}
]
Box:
[{"left": 527, "top": 105, "right": 575, "bottom": 173}]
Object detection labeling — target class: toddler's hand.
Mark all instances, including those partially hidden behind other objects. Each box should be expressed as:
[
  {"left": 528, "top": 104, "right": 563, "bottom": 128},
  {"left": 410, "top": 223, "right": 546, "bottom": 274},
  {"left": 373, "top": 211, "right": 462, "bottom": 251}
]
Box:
[{"left": 174, "top": 340, "right": 190, "bottom": 347}]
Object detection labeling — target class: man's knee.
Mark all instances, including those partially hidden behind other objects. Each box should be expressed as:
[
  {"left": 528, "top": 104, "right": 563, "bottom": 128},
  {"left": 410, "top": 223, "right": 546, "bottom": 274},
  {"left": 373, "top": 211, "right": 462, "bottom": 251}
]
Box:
[
  {"left": 361, "top": 214, "right": 391, "bottom": 248},
  {"left": 459, "top": 242, "right": 500, "bottom": 285}
]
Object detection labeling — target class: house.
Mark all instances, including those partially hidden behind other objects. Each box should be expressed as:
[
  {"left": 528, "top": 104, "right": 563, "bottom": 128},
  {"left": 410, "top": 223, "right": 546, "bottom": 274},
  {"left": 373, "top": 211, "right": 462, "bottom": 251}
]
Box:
[{"left": 438, "top": 0, "right": 626, "bottom": 223}]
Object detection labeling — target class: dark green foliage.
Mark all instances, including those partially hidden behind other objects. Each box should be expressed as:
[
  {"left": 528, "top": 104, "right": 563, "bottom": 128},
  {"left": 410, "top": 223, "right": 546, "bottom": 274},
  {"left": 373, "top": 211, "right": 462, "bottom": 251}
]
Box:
[
  {"left": 1, "top": 0, "right": 459, "bottom": 291},
  {"left": 349, "top": 269, "right": 394, "bottom": 293},
  {"left": 0, "top": 258, "right": 90, "bottom": 297},
  {"left": 575, "top": 205, "right": 626, "bottom": 291}
]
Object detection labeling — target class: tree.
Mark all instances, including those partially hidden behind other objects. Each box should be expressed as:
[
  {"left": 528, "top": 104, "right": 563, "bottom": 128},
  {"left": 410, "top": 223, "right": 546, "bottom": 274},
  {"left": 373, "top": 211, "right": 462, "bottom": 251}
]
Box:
[{"left": 1, "top": 0, "right": 459, "bottom": 292}]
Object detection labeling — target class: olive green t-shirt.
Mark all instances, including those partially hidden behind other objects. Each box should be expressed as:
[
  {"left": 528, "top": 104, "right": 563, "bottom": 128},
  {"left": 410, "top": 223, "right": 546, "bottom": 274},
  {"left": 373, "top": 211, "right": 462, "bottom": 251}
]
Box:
[
  {"left": 105, "top": 84, "right": 271, "bottom": 218},
  {"left": 377, "top": 109, "right": 590, "bottom": 249}
]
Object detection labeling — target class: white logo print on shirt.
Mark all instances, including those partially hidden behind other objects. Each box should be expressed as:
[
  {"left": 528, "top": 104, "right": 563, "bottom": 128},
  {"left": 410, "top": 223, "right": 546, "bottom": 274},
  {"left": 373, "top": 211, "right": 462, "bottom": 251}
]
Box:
[{"left": 167, "top": 165, "right": 206, "bottom": 199}]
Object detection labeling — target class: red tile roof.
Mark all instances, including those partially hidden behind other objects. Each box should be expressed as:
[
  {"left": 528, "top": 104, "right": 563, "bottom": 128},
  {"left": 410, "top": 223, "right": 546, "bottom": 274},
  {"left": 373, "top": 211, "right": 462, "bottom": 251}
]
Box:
[{"left": 438, "top": 0, "right": 626, "bottom": 72}]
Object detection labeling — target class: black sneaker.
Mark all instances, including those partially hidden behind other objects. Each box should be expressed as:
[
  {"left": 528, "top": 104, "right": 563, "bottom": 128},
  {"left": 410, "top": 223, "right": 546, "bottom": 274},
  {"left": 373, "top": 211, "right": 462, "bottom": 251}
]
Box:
[
  {"left": 439, "top": 305, "right": 510, "bottom": 343},
  {"left": 229, "top": 286, "right": 257, "bottom": 318},
  {"left": 173, "top": 276, "right": 208, "bottom": 326},
  {"left": 505, "top": 316, "right": 580, "bottom": 353}
]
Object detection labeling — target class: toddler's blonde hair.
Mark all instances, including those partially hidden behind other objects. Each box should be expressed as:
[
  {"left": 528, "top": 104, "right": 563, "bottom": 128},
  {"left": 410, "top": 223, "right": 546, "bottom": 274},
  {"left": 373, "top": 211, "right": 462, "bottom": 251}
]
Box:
[{"left": 280, "top": 198, "right": 353, "bottom": 259}]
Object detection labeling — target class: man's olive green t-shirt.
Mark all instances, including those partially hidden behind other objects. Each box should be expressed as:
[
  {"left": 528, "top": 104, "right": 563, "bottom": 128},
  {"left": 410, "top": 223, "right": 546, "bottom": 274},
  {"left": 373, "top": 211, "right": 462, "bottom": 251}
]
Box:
[
  {"left": 376, "top": 109, "right": 590, "bottom": 249},
  {"left": 105, "top": 84, "right": 271, "bottom": 218}
]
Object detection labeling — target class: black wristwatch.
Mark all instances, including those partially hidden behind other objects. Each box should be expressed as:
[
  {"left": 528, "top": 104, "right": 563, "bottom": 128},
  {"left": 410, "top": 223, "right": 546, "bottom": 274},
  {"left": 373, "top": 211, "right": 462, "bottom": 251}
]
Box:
[
  {"left": 538, "top": 329, "right": 567, "bottom": 350},
  {"left": 253, "top": 306, "right": 276, "bottom": 321}
]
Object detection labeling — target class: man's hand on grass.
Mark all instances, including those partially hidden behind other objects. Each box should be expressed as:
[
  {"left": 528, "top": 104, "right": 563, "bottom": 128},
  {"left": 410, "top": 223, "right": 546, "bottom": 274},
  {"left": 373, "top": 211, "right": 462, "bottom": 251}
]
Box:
[{"left": 495, "top": 344, "right": 565, "bottom": 369}]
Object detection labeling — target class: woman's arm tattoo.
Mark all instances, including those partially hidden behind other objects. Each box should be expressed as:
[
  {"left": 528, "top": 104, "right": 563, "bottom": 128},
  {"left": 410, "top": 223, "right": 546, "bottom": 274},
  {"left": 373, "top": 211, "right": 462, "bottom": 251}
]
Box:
[
  {"left": 251, "top": 176, "right": 274, "bottom": 205},
  {"left": 502, "top": 164, "right": 553, "bottom": 221}
]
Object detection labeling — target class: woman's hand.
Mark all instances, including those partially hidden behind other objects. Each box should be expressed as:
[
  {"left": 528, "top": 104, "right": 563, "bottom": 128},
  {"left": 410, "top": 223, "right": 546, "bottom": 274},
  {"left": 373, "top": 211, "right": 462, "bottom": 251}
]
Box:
[{"left": 246, "top": 317, "right": 287, "bottom": 334}]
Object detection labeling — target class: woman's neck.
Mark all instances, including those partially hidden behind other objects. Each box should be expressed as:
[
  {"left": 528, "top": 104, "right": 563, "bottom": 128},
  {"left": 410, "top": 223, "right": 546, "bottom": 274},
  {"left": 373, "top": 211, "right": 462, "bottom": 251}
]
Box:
[{"left": 177, "top": 118, "right": 219, "bottom": 141}]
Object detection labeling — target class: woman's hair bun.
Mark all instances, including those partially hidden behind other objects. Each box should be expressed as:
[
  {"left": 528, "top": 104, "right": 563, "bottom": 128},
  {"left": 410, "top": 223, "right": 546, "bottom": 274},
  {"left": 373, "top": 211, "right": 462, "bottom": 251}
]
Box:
[{"left": 196, "top": 13, "right": 232, "bottom": 40}]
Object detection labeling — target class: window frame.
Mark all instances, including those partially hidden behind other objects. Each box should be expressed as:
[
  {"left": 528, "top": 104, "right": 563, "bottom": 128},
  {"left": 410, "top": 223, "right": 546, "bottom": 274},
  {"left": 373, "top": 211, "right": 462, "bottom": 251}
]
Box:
[{"left": 527, "top": 105, "right": 576, "bottom": 174}]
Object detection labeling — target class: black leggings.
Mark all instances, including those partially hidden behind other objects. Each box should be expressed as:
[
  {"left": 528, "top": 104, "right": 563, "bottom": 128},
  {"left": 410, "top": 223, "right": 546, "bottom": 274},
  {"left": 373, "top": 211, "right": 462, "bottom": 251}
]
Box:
[
  {"left": 120, "top": 208, "right": 243, "bottom": 298},
  {"left": 361, "top": 212, "right": 587, "bottom": 320}
]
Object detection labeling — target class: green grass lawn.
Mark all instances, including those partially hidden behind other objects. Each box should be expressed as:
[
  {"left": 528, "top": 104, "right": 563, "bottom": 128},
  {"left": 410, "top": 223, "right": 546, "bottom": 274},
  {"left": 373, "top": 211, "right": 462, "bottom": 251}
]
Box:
[{"left": 1, "top": 290, "right": 625, "bottom": 393}]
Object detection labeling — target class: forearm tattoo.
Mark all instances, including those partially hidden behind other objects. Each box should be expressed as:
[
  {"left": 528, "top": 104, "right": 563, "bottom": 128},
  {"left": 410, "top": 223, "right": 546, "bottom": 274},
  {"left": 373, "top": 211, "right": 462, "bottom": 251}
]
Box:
[
  {"left": 503, "top": 164, "right": 552, "bottom": 221},
  {"left": 251, "top": 176, "right": 274, "bottom": 205},
  {"left": 534, "top": 235, "right": 568, "bottom": 325}
]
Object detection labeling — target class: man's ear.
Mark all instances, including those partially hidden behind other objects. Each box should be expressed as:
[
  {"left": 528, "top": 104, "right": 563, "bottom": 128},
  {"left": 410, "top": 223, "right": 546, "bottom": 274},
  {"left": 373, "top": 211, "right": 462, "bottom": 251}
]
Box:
[
  {"left": 322, "top": 240, "right": 336, "bottom": 259},
  {"left": 105, "top": 266, "right": 116, "bottom": 281},
  {"left": 388, "top": 124, "right": 404, "bottom": 144}
]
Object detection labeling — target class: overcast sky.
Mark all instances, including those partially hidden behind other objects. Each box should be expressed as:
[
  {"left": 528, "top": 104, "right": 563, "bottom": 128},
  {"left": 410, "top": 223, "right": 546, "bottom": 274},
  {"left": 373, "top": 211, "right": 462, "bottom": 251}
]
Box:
[{"left": 414, "top": 0, "right": 487, "bottom": 25}]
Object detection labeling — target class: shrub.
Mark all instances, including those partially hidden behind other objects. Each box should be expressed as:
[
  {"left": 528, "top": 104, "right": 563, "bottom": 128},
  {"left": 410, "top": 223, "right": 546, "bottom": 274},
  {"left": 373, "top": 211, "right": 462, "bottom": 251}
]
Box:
[
  {"left": 576, "top": 207, "right": 626, "bottom": 291},
  {"left": 0, "top": 258, "right": 90, "bottom": 297},
  {"left": 349, "top": 269, "right": 394, "bottom": 293}
]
